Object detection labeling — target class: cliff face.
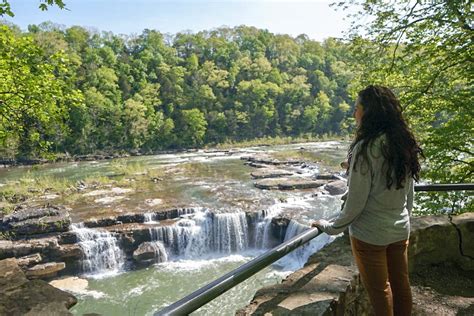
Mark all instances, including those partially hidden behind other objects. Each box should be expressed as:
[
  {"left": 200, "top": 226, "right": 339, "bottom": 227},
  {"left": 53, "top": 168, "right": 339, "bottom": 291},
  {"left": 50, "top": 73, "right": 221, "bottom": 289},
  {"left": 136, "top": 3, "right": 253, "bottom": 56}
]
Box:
[{"left": 238, "top": 213, "right": 474, "bottom": 315}]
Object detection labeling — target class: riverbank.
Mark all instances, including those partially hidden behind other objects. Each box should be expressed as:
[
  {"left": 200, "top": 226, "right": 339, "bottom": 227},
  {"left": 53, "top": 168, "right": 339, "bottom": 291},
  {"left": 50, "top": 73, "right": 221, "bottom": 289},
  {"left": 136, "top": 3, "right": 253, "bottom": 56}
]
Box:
[{"left": 0, "top": 134, "right": 349, "bottom": 168}]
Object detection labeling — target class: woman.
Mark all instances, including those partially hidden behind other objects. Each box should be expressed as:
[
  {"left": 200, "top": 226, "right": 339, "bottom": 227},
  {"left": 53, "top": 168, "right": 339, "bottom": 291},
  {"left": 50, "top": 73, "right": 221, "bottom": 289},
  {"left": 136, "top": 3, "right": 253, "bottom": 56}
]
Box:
[{"left": 312, "top": 85, "right": 423, "bottom": 316}]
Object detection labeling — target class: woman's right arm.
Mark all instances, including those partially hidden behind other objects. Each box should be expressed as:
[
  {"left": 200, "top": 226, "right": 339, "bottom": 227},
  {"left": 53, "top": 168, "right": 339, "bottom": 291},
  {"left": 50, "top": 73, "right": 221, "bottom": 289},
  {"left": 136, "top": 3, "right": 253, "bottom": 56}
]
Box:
[{"left": 313, "top": 143, "right": 372, "bottom": 235}]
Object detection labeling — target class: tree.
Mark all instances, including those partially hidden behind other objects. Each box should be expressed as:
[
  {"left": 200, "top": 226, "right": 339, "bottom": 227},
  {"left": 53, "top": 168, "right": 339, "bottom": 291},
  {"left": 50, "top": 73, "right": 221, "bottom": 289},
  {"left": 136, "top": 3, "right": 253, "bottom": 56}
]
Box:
[
  {"left": 0, "top": 0, "right": 66, "bottom": 17},
  {"left": 336, "top": 0, "right": 473, "bottom": 213},
  {"left": 2, "top": 23, "right": 359, "bottom": 156},
  {"left": 177, "top": 109, "right": 208, "bottom": 147},
  {"left": 0, "top": 25, "right": 81, "bottom": 158}
]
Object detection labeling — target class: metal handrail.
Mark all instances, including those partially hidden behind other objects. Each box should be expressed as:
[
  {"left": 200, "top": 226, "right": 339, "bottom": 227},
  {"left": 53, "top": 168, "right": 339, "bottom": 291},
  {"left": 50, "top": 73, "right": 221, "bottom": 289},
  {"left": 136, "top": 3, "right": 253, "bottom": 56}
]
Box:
[
  {"left": 414, "top": 183, "right": 474, "bottom": 191},
  {"left": 155, "top": 227, "right": 322, "bottom": 315},
  {"left": 155, "top": 183, "right": 474, "bottom": 315}
]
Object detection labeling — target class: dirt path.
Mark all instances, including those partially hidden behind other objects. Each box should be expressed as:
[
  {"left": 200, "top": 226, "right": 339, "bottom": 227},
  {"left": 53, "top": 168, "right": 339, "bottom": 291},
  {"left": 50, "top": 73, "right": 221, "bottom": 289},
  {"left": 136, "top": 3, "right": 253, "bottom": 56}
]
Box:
[{"left": 411, "top": 263, "right": 474, "bottom": 315}]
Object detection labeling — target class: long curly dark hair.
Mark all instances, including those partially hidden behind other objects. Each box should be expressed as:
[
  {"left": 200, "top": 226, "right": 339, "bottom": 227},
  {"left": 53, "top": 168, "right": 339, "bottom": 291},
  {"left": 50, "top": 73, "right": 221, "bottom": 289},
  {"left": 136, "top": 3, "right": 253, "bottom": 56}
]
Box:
[{"left": 349, "top": 85, "right": 423, "bottom": 189}]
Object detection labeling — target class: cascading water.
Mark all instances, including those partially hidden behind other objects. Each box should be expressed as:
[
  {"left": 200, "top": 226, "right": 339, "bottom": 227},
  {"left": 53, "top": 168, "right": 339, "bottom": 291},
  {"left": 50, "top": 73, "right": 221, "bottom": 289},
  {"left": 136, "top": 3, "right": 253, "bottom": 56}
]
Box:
[
  {"left": 254, "top": 208, "right": 284, "bottom": 249},
  {"left": 144, "top": 212, "right": 156, "bottom": 223},
  {"left": 276, "top": 219, "right": 335, "bottom": 270},
  {"left": 71, "top": 223, "right": 125, "bottom": 275},
  {"left": 146, "top": 209, "right": 251, "bottom": 259},
  {"left": 148, "top": 241, "right": 168, "bottom": 263}
]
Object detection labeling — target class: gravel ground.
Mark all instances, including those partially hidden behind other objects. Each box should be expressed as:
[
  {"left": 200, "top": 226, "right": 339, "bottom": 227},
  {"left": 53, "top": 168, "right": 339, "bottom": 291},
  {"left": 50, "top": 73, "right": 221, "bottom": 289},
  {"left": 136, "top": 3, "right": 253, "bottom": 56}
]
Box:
[{"left": 411, "top": 263, "right": 474, "bottom": 315}]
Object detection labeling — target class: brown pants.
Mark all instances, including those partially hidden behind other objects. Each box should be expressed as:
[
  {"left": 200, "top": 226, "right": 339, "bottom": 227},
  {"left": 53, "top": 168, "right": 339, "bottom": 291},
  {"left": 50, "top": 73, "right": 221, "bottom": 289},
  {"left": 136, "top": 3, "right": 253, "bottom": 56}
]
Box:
[{"left": 351, "top": 237, "right": 412, "bottom": 316}]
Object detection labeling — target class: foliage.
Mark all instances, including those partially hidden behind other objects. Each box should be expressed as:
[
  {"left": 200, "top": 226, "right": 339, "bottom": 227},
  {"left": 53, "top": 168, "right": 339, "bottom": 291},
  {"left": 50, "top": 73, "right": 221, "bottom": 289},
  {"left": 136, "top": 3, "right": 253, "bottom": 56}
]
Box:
[
  {"left": 0, "top": 25, "right": 82, "bottom": 158},
  {"left": 0, "top": 23, "right": 357, "bottom": 158},
  {"left": 334, "top": 0, "right": 473, "bottom": 213},
  {"left": 0, "top": 0, "right": 66, "bottom": 17}
]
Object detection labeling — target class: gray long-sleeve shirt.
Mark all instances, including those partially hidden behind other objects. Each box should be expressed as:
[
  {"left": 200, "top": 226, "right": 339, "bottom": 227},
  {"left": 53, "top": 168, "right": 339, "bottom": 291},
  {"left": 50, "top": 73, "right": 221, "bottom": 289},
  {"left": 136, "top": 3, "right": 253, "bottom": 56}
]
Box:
[{"left": 319, "top": 135, "right": 414, "bottom": 245}]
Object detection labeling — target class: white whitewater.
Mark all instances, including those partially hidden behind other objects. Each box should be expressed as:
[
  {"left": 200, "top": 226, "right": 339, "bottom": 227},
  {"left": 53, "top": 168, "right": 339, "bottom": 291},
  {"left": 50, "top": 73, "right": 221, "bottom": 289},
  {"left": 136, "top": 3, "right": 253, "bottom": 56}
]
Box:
[
  {"left": 149, "top": 240, "right": 168, "bottom": 263},
  {"left": 277, "top": 219, "right": 334, "bottom": 270},
  {"left": 143, "top": 212, "right": 156, "bottom": 224},
  {"left": 254, "top": 209, "right": 279, "bottom": 249},
  {"left": 70, "top": 223, "right": 125, "bottom": 275},
  {"left": 147, "top": 209, "right": 250, "bottom": 259}
]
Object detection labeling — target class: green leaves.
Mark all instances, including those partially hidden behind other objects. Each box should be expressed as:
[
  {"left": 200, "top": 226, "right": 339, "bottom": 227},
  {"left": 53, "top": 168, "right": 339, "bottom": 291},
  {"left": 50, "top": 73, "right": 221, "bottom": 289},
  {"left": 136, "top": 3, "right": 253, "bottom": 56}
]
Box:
[
  {"left": 1, "top": 23, "right": 358, "bottom": 156},
  {"left": 339, "top": 0, "right": 473, "bottom": 214},
  {"left": 0, "top": 0, "right": 66, "bottom": 17},
  {"left": 0, "top": 25, "right": 80, "bottom": 158}
]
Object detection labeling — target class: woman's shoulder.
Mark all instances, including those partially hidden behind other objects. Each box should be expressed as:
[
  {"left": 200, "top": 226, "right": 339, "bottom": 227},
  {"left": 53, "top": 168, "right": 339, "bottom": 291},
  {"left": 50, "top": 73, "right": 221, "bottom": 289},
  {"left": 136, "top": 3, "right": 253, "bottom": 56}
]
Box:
[
  {"left": 354, "top": 133, "right": 386, "bottom": 152},
  {"left": 363, "top": 134, "right": 386, "bottom": 160}
]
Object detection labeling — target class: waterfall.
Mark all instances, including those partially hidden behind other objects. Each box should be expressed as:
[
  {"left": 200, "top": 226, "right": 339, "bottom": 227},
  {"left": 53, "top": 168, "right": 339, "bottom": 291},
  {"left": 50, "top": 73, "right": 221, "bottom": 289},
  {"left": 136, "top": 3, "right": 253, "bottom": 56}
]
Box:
[
  {"left": 211, "top": 212, "right": 249, "bottom": 253},
  {"left": 254, "top": 203, "right": 285, "bottom": 249},
  {"left": 146, "top": 209, "right": 250, "bottom": 259},
  {"left": 149, "top": 241, "right": 168, "bottom": 263},
  {"left": 144, "top": 212, "right": 156, "bottom": 223},
  {"left": 254, "top": 210, "right": 274, "bottom": 249},
  {"left": 71, "top": 223, "right": 125, "bottom": 275}
]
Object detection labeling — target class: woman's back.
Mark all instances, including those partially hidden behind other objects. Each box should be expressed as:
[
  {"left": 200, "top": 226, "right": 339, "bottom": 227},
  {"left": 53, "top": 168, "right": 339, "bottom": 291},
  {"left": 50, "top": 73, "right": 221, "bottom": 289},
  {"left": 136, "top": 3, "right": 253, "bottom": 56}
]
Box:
[{"left": 349, "top": 134, "right": 414, "bottom": 246}]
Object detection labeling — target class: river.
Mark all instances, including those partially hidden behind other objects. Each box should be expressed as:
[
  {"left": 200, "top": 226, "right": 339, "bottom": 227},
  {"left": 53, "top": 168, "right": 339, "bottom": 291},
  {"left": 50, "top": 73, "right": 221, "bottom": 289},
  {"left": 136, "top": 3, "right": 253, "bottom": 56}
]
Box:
[{"left": 0, "top": 140, "right": 348, "bottom": 315}]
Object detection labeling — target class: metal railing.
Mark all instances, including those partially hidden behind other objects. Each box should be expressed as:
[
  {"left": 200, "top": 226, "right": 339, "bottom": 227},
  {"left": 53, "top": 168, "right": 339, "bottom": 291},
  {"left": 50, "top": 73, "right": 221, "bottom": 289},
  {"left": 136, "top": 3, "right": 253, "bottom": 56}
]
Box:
[{"left": 155, "top": 183, "right": 473, "bottom": 316}]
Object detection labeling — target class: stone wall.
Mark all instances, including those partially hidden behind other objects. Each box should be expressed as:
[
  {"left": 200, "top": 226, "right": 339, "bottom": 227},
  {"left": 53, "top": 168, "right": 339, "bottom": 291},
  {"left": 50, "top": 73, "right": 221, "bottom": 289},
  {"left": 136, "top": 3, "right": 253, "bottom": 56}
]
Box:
[{"left": 238, "top": 212, "right": 474, "bottom": 315}]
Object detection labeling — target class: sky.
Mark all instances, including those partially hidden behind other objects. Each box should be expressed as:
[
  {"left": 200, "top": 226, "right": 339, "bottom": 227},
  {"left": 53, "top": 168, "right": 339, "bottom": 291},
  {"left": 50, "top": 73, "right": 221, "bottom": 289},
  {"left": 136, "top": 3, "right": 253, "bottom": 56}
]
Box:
[{"left": 4, "top": 0, "right": 352, "bottom": 41}]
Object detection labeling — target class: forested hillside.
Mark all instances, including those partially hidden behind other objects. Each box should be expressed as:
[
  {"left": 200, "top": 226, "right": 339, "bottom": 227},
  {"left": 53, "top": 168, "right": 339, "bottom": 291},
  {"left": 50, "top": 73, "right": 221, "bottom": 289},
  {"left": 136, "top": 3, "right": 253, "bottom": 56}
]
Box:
[
  {"left": 1, "top": 23, "right": 355, "bottom": 158},
  {"left": 0, "top": 0, "right": 471, "bottom": 213}
]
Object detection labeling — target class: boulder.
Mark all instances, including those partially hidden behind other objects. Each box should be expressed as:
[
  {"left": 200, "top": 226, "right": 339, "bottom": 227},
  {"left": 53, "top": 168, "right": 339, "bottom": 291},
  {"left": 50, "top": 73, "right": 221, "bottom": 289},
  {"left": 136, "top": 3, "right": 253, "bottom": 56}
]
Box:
[
  {"left": 49, "top": 277, "right": 88, "bottom": 294},
  {"left": 270, "top": 217, "right": 291, "bottom": 243},
  {"left": 26, "top": 262, "right": 66, "bottom": 279},
  {"left": 0, "top": 258, "right": 28, "bottom": 290},
  {"left": 409, "top": 213, "right": 474, "bottom": 271},
  {"left": 324, "top": 180, "right": 347, "bottom": 195},
  {"left": 0, "top": 258, "right": 76, "bottom": 315},
  {"left": 133, "top": 241, "right": 168, "bottom": 265}
]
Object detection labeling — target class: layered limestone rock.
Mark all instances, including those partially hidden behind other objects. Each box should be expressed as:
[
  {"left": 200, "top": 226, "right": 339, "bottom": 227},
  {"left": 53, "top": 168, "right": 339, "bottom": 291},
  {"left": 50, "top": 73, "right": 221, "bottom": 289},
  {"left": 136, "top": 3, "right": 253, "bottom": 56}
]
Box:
[
  {"left": 315, "top": 173, "right": 341, "bottom": 180},
  {"left": 26, "top": 262, "right": 66, "bottom": 279},
  {"left": 241, "top": 156, "right": 304, "bottom": 166},
  {"left": 0, "top": 205, "right": 71, "bottom": 237},
  {"left": 0, "top": 237, "right": 59, "bottom": 260},
  {"left": 255, "top": 178, "right": 326, "bottom": 190},
  {"left": 250, "top": 169, "right": 294, "bottom": 179},
  {"left": 0, "top": 258, "right": 77, "bottom": 315}
]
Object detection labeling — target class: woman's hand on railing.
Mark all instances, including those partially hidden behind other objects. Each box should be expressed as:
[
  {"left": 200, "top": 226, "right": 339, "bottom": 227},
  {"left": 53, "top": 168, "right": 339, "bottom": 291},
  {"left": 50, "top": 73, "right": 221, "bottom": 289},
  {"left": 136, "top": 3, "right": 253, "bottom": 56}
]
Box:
[{"left": 311, "top": 220, "right": 329, "bottom": 230}]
